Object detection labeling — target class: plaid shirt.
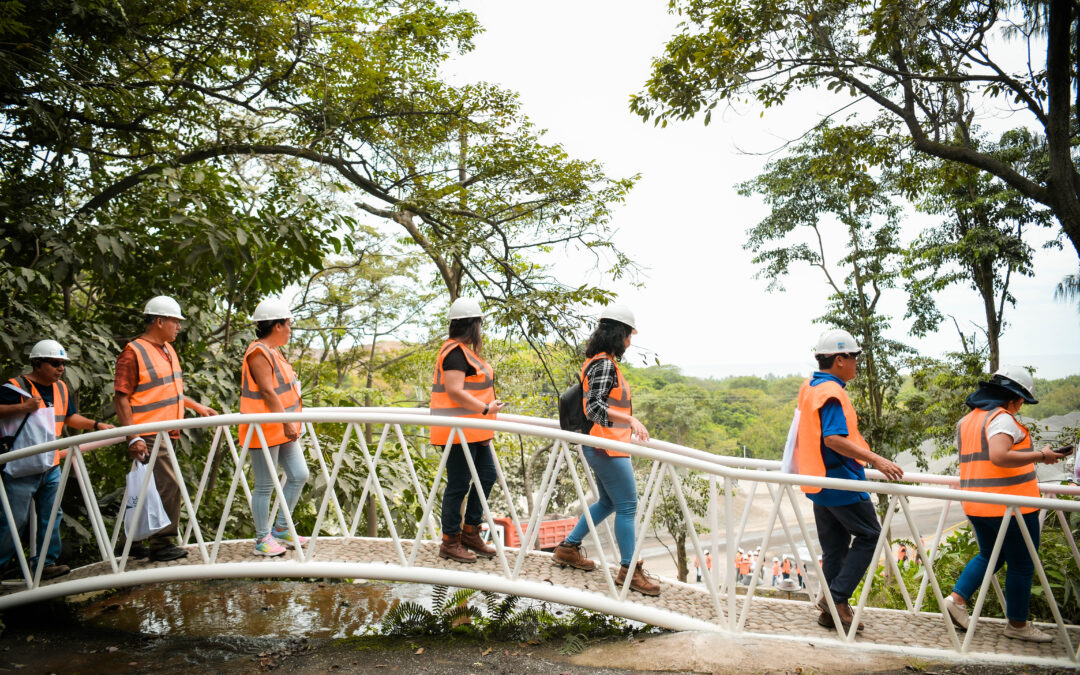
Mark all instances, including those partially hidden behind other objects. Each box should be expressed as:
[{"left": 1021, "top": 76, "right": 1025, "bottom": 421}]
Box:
[{"left": 583, "top": 358, "right": 617, "bottom": 428}]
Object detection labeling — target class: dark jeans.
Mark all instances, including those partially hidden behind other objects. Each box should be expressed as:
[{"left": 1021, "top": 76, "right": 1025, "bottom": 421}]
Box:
[
  {"left": 813, "top": 498, "right": 881, "bottom": 605},
  {"left": 440, "top": 441, "right": 496, "bottom": 535},
  {"left": 952, "top": 510, "right": 1040, "bottom": 622}
]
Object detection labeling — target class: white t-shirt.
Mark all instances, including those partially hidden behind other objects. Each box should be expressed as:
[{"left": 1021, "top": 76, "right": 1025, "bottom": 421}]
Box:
[{"left": 986, "top": 412, "right": 1026, "bottom": 444}]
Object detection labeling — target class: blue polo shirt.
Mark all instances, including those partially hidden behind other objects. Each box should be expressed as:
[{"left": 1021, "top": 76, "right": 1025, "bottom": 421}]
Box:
[{"left": 806, "top": 372, "right": 869, "bottom": 507}]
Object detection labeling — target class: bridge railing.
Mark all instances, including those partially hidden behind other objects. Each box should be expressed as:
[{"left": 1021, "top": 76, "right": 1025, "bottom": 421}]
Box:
[{"left": 0, "top": 408, "right": 1077, "bottom": 664}]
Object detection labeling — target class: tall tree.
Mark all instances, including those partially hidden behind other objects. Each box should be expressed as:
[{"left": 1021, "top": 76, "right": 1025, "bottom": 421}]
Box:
[{"left": 632, "top": 0, "right": 1080, "bottom": 262}]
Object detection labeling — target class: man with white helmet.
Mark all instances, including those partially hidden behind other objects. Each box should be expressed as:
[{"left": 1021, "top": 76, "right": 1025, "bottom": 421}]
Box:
[
  {"left": 794, "top": 328, "right": 903, "bottom": 633},
  {"left": 113, "top": 296, "right": 217, "bottom": 562},
  {"left": 0, "top": 340, "right": 115, "bottom": 579}
]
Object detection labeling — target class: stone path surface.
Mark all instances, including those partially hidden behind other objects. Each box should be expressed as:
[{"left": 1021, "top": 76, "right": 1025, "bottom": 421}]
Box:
[{"left": 4, "top": 537, "right": 1077, "bottom": 664}]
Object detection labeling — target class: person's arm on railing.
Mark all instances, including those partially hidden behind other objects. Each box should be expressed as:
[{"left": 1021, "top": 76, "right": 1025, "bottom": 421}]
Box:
[
  {"left": 823, "top": 434, "right": 903, "bottom": 481},
  {"left": 114, "top": 392, "right": 148, "bottom": 463},
  {"left": 64, "top": 414, "right": 114, "bottom": 432},
  {"left": 988, "top": 434, "right": 1065, "bottom": 468}
]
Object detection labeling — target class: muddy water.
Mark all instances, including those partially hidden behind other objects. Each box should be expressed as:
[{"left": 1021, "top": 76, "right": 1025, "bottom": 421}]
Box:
[{"left": 77, "top": 579, "right": 427, "bottom": 638}]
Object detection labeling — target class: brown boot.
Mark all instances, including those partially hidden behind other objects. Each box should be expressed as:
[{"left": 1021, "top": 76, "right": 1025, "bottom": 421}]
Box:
[
  {"left": 616, "top": 561, "right": 660, "bottom": 596},
  {"left": 439, "top": 532, "right": 477, "bottom": 563},
  {"left": 460, "top": 524, "right": 496, "bottom": 558},
  {"left": 552, "top": 540, "right": 597, "bottom": 571}
]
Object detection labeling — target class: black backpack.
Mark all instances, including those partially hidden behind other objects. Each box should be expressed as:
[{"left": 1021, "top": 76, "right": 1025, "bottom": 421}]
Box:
[{"left": 558, "top": 375, "right": 590, "bottom": 434}]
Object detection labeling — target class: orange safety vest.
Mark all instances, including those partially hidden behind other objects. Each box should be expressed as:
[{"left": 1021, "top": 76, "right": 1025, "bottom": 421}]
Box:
[
  {"left": 772, "top": 561, "right": 780, "bottom": 575},
  {"left": 6, "top": 376, "right": 68, "bottom": 465},
  {"left": 124, "top": 338, "right": 185, "bottom": 431},
  {"left": 239, "top": 341, "right": 302, "bottom": 448},
  {"left": 705, "top": 553, "right": 712, "bottom": 570},
  {"left": 782, "top": 558, "right": 791, "bottom": 574},
  {"left": 795, "top": 378, "right": 868, "bottom": 494},
  {"left": 957, "top": 407, "right": 1039, "bottom": 517},
  {"left": 581, "top": 353, "right": 632, "bottom": 458},
  {"left": 430, "top": 340, "right": 496, "bottom": 446},
  {"left": 739, "top": 558, "right": 751, "bottom": 574}
]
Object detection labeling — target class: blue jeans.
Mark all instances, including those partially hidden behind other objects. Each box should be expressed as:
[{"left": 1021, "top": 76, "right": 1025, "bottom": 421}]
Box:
[
  {"left": 441, "top": 441, "right": 497, "bottom": 534},
  {"left": 250, "top": 441, "right": 309, "bottom": 539},
  {"left": 0, "top": 465, "right": 63, "bottom": 568},
  {"left": 565, "top": 446, "right": 638, "bottom": 567},
  {"left": 953, "top": 510, "right": 1041, "bottom": 622}
]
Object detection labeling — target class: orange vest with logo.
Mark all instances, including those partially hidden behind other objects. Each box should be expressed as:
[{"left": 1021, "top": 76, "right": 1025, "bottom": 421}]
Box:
[
  {"left": 795, "top": 379, "right": 868, "bottom": 494},
  {"left": 124, "top": 338, "right": 185, "bottom": 431},
  {"left": 430, "top": 340, "right": 496, "bottom": 446},
  {"left": 7, "top": 376, "right": 68, "bottom": 465},
  {"left": 239, "top": 341, "right": 302, "bottom": 448},
  {"left": 957, "top": 408, "right": 1039, "bottom": 517},
  {"left": 581, "top": 354, "right": 632, "bottom": 458}
]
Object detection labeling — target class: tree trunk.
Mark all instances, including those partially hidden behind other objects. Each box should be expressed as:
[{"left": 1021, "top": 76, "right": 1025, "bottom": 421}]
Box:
[
  {"left": 1046, "top": 0, "right": 1080, "bottom": 260},
  {"left": 676, "top": 532, "right": 688, "bottom": 582},
  {"left": 364, "top": 359, "right": 377, "bottom": 537}
]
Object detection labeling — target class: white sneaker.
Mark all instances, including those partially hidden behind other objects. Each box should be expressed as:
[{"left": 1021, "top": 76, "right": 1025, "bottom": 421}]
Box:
[
  {"left": 942, "top": 595, "right": 969, "bottom": 630},
  {"left": 1003, "top": 622, "right": 1053, "bottom": 643}
]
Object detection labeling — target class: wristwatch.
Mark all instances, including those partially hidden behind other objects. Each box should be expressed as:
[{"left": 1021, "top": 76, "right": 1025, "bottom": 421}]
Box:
[{"left": 483, "top": 404, "right": 490, "bottom": 416}]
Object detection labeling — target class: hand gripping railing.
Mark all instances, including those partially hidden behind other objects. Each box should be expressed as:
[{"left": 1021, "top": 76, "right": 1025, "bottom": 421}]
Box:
[{"left": 0, "top": 408, "right": 1077, "bottom": 666}]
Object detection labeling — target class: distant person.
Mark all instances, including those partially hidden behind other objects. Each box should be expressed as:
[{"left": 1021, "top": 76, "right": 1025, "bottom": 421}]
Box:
[
  {"left": 239, "top": 299, "right": 310, "bottom": 557},
  {"left": 738, "top": 552, "right": 752, "bottom": 584},
  {"left": 782, "top": 555, "right": 791, "bottom": 581},
  {"left": 941, "top": 366, "right": 1066, "bottom": 643},
  {"left": 694, "top": 555, "right": 702, "bottom": 582},
  {"left": 430, "top": 298, "right": 506, "bottom": 563},
  {"left": 552, "top": 305, "right": 660, "bottom": 596},
  {"left": 772, "top": 557, "right": 780, "bottom": 585},
  {"left": 0, "top": 340, "right": 114, "bottom": 579},
  {"left": 897, "top": 544, "right": 907, "bottom": 569},
  {"left": 793, "top": 329, "right": 903, "bottom": 633},
  {"left": 114, "top": 296, "right": 217, "bottom": 561}
]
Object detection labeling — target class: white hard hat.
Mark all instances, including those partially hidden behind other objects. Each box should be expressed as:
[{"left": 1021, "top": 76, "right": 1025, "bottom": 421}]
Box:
[
  {"left": 599, "top": 303, "right": 636, "bottom": 330},
  {"left": 988, "top": 364, "right": 1038, "bottom": 404},
  {"left": 773, "top": 557, "right": 779, "bottom": 561},
  {"left": 814, "top": 328, "right": 861, "bottom": 355},
  {"left": 29, "top": 339, "right": 70, "bottom": 361},
  {"left": 448, "top": 297, "right": 484, "bottom": 321},
  {"left": 252, "top": 298, "right": 293, "bottom": 322},
  {"left": 144, "top": 295, "right": 184, "bottom": 320}
]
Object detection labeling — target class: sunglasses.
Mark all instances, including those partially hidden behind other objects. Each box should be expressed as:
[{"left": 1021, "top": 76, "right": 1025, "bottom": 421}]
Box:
[
  {"left": 42, "top": 359, "right": 68, "bottom": 368},
  {"left": 839, "top": 352, "right": 861, "bottom": 361}
]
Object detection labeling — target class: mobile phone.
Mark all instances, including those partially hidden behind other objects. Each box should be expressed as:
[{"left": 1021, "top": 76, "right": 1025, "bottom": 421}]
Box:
[{"left": 1056, "top": 444, "right": 1075, "bottom": 456}]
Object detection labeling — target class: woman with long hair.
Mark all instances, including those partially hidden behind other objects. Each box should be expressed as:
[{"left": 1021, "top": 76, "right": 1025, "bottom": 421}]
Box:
[
  {"left": 551, "top": 304, "right": 659, "bottom": 595},
  {"left": 430, "top": 297, "right": 507, "bottom": 563}
]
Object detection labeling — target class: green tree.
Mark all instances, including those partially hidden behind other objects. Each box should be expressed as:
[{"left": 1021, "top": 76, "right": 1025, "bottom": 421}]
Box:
[{"left": 632, "top": 0, "right": 1080, "bottom": 262}]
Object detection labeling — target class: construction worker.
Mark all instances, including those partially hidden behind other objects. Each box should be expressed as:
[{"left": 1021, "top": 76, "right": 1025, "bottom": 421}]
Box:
[
  {"left": 694, "top": 554, "right": 702, "bottom": 582},
  {"left": 0, "top": 340, "right": 115, "bottom": 579},
  {"left": 781, "top": 555, "right": 792, "bottom": 580},
  {"left": 794, "top": 329, "right": 904, "bottom": 633},
  {"left": 552, "top": 305, "right": 660, "bottom": 596},
  {"left": 114, "top": 296, "right": 217, "bottom": 562},
  {"left": 772, "top": 557, "right": 781, "bottom": 585},
  {"left": 239, "top": 299, "right": 309, "bottom": 557},
  {"left": 431, "top": 298, "right": 506, "bottom": 564},
  {"left": 942, "top": 366, "right": 1066, "bottom": 643},
  {"left": 738, "top": 551, "right": 752, "bottom": 584}
]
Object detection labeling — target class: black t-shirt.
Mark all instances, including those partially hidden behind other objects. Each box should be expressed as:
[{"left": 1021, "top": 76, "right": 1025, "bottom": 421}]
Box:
[
  {"left": 441, "top": 346, "right": 477, "bottom": 377},
  {"left": 0, "top": 376, "right": 77, "bottom": 417}
]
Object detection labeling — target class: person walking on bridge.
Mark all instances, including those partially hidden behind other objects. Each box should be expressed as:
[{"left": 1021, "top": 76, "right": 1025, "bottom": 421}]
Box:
[
  {"left": 430, "top": 298, "right": 507, "bottom": 564},
  {"left": 551, "top": 305, "right": 660, "bottom": 596},
  {"left": 0, "top": 340, "right": 114, "bottom": 579},
  {"left": 114, "top": 296, "right": 217, "bottom": 562},
  {"left": 794, "top": 329, "right": 904, "bottom": 633},
  {"left": 240, "top": 299, "right": 310, "bottom": 557},
  {"left": 941, "top": 366, "right": 1066, "bottom": 643}
]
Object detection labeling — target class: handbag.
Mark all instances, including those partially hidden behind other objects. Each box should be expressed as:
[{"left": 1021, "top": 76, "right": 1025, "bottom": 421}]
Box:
[
  {"left": 0, "top": 381, "right": 58, "bottom": 477},
  {"left": 123, "top": 460, "right": 171, "bottom": 541}
]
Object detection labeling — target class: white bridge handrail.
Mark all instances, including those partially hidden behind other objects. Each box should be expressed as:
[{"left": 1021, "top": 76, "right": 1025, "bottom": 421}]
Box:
[{"left": 0, "top": 407, "right": 1076, "bottom": 666}]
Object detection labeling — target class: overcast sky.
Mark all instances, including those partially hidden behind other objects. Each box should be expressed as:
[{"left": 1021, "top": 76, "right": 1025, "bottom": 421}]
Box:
[{"left": 443, "top": 1, "right": 1080, "bottom": 379}]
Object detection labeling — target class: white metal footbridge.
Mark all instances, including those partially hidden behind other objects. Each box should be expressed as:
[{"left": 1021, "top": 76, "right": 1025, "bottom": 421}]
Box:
[{"left": 1, "top": 409, "right": 1078, "bottom": 668}]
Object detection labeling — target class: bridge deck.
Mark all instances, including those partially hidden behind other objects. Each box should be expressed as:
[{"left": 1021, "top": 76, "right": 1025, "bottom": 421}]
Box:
[{"left": 6, "top": 538, "right": 1077, "bottom": 662}]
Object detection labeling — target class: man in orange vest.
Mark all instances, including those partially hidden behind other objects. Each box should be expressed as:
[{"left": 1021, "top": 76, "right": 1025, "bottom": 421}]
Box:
[
  {"left": 0, "top": 340, "right": 114, "bottom": 579},
  {"left": 114, "top": 296, "right": 217, "bottom": 562},
  {"left": 772, "top": 557, "right": 781, "bottom": 585},
  {"left": 794, "top": 329, "right": 903, "bottom": 632}
]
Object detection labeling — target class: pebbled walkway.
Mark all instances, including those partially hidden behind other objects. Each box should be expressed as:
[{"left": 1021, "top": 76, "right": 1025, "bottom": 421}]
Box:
[{"left": 4, "top": 537, "right": 1077, "bottom": 664}]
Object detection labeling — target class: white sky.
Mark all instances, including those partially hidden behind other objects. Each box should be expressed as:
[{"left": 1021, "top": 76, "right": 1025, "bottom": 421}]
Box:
[{"left": 442, "top": 0, "right": 1080, "bottom": 379}]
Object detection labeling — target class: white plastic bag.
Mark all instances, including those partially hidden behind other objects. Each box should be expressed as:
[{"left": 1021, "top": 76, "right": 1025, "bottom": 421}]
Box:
[
  {"left": 0, "top": 383, "right": 57, "bottom": 478},
  {"left": 781, "top": 408, "right": 800, "bottom": 474},
  {"left": 124, "top": 461, "right": 171, "bottom": 541}
]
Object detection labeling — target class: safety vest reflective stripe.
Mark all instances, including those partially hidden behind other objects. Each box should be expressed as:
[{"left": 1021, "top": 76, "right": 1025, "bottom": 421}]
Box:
[
  {"left": 794, "top": 379, "right": 869, "bottom": 494},
  {"left": 239, "top": 341, "right": 302, "bottom": 448},
  {"left": 430, "top": 340, "right": 496, "bottom": 446},
  {"left": 958, "top": 407, "right": 1039, "bottom": 517},
  {"left": 125, "top": 338, "right": 185, "bottom": 431},
  {"left": 581, "top": 354, "right": 632, "bottom": 458}
]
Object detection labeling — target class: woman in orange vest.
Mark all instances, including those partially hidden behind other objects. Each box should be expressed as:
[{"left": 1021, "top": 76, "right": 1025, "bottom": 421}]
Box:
[
  {"left": 941, "top": 366, "right": 1066, "bottom": 643},
  {"left": 430, "top": 298, "right": 506, "bottom": 564},
  {"left": 240, "top": 299, "right": 309, "bottom": 557},
  {"left": 551, "top": 305, "right": 659, "bottom": 596}
]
